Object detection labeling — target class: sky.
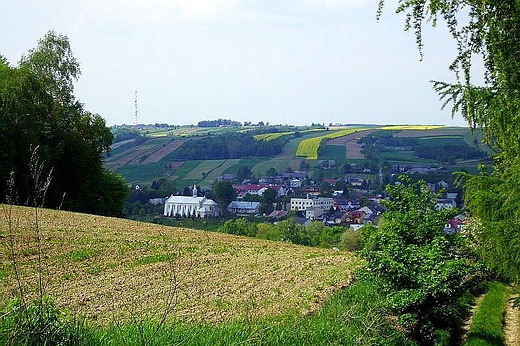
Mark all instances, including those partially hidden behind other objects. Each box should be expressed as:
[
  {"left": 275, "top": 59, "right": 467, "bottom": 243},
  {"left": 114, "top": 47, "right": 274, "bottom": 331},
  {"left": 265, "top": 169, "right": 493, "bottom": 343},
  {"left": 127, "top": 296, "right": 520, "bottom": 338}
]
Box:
[{"left": 1, "top": 0, "right": 469, "bottom": 127}]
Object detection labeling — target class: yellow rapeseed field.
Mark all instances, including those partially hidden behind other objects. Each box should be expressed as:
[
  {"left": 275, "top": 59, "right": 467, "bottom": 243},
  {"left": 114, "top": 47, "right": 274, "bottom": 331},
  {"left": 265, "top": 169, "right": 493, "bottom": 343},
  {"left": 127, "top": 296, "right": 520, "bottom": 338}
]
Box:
[
  {"left": 0, "top": 205, "right": 360, "bottom": 326},
  {"left": 296, "top": 129, "right": 363, "bottom": 159}
]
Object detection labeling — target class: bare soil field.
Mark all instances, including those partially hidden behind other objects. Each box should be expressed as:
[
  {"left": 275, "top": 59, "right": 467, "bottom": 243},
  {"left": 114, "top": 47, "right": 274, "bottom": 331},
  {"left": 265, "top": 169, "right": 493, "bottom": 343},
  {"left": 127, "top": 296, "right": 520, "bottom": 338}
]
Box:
[
  {"left": 0, "top": 206, "right": 359, "bottom": 326},
  {"left": 106, "top": 138, "right": 187, "bottom": 169},
  {"left": 326, "top": 129, "right": 378, "bottom": 159},
  {"left": 141, "top": 138, "right": 188, "bottom": 164}
]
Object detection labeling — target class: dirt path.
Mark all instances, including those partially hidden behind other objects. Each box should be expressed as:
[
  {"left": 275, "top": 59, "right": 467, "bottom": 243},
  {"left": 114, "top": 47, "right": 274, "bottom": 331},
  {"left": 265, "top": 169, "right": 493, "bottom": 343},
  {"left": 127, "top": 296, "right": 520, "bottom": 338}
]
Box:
[
  {"left": 459, "top": 294, "right": 484, "bottom": 345},
  {"left": 504, "top": 292, "right": 519, "bottom": 346},
  {"left": 459, "top": 290, "right": 519, "bottom": 346}
]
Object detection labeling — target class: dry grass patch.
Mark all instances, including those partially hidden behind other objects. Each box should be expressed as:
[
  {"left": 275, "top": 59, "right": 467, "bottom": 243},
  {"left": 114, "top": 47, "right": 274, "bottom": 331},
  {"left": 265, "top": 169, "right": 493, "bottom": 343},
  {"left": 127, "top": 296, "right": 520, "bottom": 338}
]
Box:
[{"left": 0, "top": 206, "right": 360, "bottom": 326}]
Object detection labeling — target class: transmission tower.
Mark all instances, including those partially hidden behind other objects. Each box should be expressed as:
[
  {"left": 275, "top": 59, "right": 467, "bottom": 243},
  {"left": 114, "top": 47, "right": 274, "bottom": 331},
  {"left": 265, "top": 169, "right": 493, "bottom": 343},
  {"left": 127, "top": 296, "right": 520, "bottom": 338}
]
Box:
[{"left": 134, "top": 90, "right": 138, "bottom": 128}]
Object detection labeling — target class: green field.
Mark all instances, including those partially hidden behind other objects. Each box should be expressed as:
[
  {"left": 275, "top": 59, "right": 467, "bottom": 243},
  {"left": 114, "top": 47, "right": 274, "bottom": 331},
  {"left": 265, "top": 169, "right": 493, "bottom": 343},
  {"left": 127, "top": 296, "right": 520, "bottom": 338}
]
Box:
[
  {"left": 254, "top": 131, "right": 295, "bottom": 141},
  {"left": 199, "top": 159, "right": 241, "bottom": 186}
]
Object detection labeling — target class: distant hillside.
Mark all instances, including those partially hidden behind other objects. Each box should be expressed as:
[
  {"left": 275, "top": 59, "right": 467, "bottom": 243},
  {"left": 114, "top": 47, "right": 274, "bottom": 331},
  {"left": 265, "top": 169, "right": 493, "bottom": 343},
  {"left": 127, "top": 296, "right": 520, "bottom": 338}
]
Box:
[
  {"left": 0, "top": 205, "right": 359, "bottom": 325},
  {"left": 105, "top": 125, "right": 490, "bottom": 188}
]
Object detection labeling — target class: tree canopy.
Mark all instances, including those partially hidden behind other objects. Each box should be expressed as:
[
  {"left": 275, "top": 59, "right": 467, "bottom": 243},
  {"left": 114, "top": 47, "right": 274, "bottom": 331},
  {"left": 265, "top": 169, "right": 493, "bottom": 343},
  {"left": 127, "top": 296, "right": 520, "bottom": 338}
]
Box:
[{"left": 0, "top": 31, "right": 127, "bottom": 216}]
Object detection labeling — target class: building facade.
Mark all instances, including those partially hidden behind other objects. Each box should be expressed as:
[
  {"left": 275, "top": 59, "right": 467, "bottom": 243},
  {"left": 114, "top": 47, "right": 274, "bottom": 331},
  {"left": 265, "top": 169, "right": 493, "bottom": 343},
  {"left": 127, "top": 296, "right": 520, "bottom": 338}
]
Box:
[
  {"left": 290, "top": 197, "right": 334, "bottom": 211},
  {"left": 163, "top": 185, "right": 220, "bottom": 218}
]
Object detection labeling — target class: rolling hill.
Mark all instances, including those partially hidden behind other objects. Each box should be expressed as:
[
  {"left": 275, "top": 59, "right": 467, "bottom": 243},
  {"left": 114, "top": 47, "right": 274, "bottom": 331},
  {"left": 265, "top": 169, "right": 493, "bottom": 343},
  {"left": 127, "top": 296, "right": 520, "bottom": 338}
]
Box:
[
  {"left": 0, "top": 205, "right": 360, "bottom": 326},
  {"left": 105, "top": 125, "right": 489, "bottom": 188}
]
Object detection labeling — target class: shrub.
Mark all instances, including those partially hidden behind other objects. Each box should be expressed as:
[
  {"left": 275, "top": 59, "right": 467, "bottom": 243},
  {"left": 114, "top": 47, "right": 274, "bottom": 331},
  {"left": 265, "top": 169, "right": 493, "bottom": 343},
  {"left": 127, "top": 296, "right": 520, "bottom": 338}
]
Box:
[{"left": 360, "top": 176, "right": 482, "bottom": 345}]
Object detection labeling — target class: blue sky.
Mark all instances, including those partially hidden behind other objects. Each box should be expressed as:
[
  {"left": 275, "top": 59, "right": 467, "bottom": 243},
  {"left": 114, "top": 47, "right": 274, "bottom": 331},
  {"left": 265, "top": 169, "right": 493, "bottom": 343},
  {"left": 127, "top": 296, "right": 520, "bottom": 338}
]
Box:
[{"left": 1, "top": 0, "right": 468, "bottom": 126}]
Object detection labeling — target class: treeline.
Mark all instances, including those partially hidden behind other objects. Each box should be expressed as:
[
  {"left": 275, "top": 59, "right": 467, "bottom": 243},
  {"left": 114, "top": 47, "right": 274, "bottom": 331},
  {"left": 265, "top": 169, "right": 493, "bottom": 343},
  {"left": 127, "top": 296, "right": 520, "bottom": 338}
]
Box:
[
  {"left": 0, "top": 31, "right": 128, "bottom": 216},
  {"left": 197, "top": 118, "right": 242, "bottom": 127},
  {"left": 172, "top": 133, "right": 286, "bottom": 160},
  {"left": 414, "top": 144, "right": 487, "bottom": 161},
  {"left": 360, "top": 132, "right": 487, "bottom": 162},
  {"left": 218, "top": 218, "right": 351, "bottom": 249}
]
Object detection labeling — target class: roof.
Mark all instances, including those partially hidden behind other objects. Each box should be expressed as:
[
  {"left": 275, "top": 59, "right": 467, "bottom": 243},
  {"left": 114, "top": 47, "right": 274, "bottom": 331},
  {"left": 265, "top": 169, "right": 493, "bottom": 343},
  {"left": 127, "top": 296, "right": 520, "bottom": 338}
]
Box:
[
  {"left": 227, "top": 201, "right": 261, "bottom": 209},
  {"left": 165, "top": 195, "right": 206, "bottom": 204},
  {"left": 268, "top": 210, "right": 288, "bottom": 219}
]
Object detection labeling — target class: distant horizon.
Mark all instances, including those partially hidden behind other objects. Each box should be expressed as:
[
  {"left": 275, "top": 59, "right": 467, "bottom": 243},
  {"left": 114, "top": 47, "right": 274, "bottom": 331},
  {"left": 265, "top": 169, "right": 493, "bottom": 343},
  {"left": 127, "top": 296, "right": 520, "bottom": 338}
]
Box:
[{"left": 110, "top": 122, "right": 469, "bottom": 128}]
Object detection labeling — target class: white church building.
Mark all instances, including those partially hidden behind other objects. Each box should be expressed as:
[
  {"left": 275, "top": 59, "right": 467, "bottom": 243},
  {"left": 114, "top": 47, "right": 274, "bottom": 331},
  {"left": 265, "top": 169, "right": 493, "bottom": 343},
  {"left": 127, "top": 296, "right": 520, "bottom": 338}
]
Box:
[{"left": 163, "top": 185, "right": 221, "bottom": 218}]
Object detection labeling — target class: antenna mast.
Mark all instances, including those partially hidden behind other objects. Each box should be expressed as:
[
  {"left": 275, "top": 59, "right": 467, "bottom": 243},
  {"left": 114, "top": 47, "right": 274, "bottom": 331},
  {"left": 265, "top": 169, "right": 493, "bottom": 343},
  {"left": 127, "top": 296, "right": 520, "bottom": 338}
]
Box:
[{"left": 134, "top": 90, "right": 138, "bottom": 128}]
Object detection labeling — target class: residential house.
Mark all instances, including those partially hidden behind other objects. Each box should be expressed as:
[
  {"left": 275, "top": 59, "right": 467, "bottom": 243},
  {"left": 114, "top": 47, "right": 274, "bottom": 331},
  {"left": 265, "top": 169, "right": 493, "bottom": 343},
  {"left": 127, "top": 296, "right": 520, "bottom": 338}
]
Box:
[
  {"left": 436, "top": 198, "right": 457, "bottom": 210},
  {"left": 227, "top": 201, "right": 261, "bottom": 216},
  {"left": 343, "top": 210, "right": 366, "bottom": 225},
  {"left": 267, "top": 210, "right": 288, "bottom": 220},
  {"left": 305, "top": 207, "right": 325, "bottom": 220},
  {"left": 444, "top": 217, "right": 466, "bottom": 234}
]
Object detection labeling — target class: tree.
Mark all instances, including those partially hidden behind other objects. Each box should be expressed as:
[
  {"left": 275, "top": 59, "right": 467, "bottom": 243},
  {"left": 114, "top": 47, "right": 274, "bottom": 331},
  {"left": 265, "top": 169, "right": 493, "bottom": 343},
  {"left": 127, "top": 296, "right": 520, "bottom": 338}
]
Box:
[
  {"left": 213, "top": 181, "right": 236, "bottom": 212},
  {"left": 266, "top": 167, "right": 278, "bottom": 177},
  {"left": 0, "top": 31, "right": 127, "bottom": 216},
  {"left": 236, "top": 165, "right": 252, "bottom": 183},
  {"left": 20, "top": 30, "right": 80, "bottom": 105},
  {"left": 360, "top": 176, "right": 480, "bottom": 344},
  {"left": 378, "top": 0, "right": 520, "bottom": 284}
]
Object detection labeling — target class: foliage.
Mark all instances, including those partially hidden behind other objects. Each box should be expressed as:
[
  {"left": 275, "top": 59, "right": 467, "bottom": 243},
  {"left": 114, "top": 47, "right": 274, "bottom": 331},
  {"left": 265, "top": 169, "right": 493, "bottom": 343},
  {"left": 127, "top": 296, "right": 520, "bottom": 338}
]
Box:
[
  {"left": 464, "top": 281, "right": 508, "bottom": 346},
  {"left": 0, "top": 31, "right": 127, "bottom": 216},
  {"left": 197, "top": 118, "right": 241, "bottom": 127},
  {"left": 458, "top": 165, "right": 520, "bottom": 282},
  {"left": 212, "top": 181, "right": 237, "bottom": 212},
  {"left": 219, "top": 218, "right": 256, "bottom": 237},
  {"left": 414, "top": 143, "right": 486, "bottom": 162},
  {"left": 172, "top": 132, "right": 286, "bottom": 160},
  {"left": 379, "top": 0, "right": 520, "bottom": 288},
  {"left": 360, "top": 176, "right": 481, "bottom": 345}
]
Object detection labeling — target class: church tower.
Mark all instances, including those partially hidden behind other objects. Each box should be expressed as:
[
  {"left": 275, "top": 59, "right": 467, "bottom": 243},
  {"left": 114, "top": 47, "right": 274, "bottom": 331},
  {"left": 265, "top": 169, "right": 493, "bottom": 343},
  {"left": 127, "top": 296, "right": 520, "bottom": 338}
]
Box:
[{"left": 192, "top": 184, "right": 198, "bottom": 198}]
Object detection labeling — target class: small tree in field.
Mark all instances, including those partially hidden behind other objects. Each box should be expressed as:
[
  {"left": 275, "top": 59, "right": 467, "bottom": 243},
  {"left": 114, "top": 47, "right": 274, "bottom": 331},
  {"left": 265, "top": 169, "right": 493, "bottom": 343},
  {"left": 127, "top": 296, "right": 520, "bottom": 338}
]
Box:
[{"left": 360, "top": 176, "right": 481, "bottom": 345}]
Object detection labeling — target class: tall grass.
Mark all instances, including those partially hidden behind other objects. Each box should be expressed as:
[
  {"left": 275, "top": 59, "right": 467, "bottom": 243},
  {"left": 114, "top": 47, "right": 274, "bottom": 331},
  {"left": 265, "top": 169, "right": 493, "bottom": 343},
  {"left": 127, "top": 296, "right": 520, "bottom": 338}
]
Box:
[
  {"left": 80, "top": 280, "right": 414, "bottom": 345},
  {"left": 464, "top": 281, "right": 508, "bottom": 346}
]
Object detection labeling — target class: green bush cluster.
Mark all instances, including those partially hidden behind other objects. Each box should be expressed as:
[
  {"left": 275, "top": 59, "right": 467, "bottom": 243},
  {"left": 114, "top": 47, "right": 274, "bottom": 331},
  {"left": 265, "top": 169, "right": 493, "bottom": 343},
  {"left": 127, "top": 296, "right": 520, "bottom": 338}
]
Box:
[{"left": 360, "top": 176, "right": 482, "bottom": 345}]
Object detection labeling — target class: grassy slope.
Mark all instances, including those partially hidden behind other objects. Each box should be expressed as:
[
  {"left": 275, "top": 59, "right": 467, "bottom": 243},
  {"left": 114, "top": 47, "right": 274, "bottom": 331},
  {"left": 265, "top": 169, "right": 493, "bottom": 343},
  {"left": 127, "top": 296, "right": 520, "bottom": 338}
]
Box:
[{"left": 0, "top": 205, "right": 360, "bottom": 326}]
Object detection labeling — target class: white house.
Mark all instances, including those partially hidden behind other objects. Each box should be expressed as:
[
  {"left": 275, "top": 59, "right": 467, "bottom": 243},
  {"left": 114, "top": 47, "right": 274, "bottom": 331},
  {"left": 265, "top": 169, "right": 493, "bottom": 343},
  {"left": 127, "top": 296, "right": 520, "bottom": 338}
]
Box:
[
  {"left": 163, "top": 185, "right": 220, "bottom": 218},
  {"left": 435, "top": 198, "right": 457, "bottom": 211}
]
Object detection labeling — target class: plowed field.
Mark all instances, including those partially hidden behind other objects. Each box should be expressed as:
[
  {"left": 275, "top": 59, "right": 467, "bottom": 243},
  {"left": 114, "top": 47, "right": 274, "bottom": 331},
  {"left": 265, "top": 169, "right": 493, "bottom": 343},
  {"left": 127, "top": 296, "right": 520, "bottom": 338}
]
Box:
[{"left": 0, "top": 206, "right": 359, "bottom": 326}]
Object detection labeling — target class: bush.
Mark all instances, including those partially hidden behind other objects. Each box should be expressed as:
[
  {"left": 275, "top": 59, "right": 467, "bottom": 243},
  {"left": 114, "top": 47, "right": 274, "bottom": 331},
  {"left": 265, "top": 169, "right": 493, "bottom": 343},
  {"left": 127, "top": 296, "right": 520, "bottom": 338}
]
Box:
[{"left": 360, "top": 176, "right": 482, "bottom": 345}]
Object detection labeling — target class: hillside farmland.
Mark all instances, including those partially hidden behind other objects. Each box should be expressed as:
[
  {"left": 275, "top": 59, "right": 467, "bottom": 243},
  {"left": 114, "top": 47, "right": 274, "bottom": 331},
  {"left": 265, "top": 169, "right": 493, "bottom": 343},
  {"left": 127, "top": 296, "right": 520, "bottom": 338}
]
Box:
[{"left": 0, "top": 206, "right": 359, "bottom": 325}]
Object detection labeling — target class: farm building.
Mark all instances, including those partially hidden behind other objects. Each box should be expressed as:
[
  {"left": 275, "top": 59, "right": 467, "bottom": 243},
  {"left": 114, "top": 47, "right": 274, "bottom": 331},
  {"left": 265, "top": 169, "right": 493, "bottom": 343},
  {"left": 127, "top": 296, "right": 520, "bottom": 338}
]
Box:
[{"left": 163, "top": 185, "right": 220, "bottom": 218}]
